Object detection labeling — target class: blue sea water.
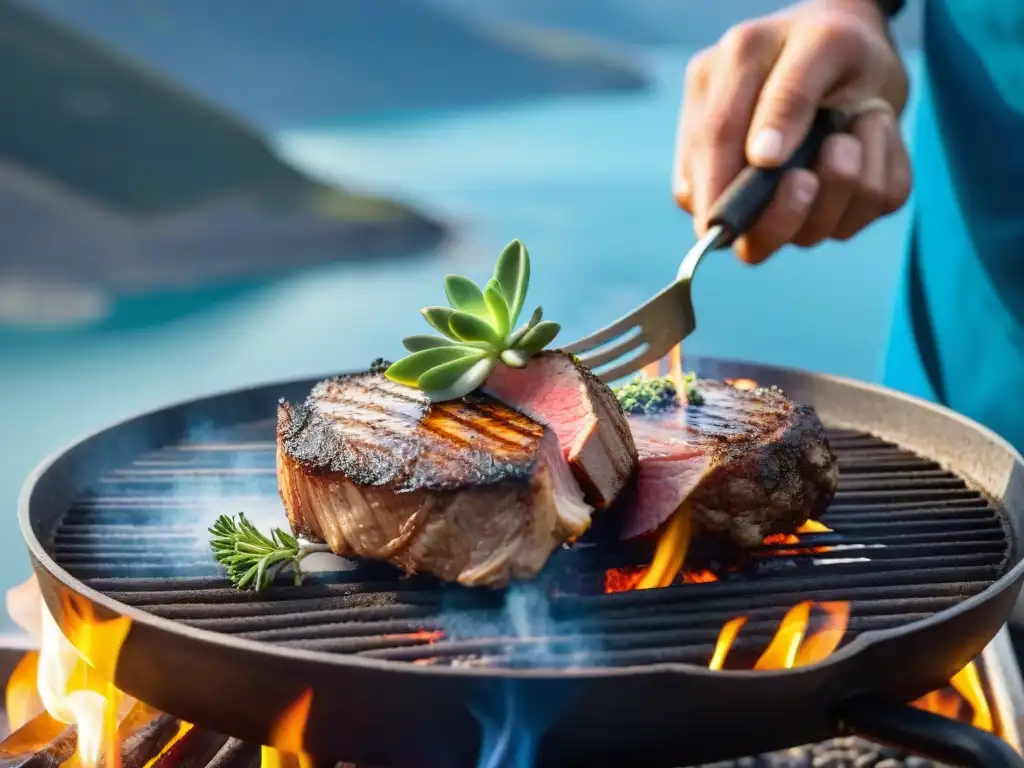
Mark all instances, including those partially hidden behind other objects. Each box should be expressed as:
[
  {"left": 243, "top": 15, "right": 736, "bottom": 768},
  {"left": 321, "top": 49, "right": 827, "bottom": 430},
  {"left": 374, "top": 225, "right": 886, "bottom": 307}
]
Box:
[{"left": 0, "top": 48, "right": 922, "bottom": 631}]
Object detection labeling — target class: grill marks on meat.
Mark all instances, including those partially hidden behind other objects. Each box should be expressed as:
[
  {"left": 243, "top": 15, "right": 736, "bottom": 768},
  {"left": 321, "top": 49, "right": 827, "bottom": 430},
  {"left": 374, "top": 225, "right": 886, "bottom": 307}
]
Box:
[
  {"left": 483, "top": 351, "right": 638, "bottom": 509},
  {"left": 623, "top": 381, "right": 838, "bottom": 548},
  {"left": 276, "top": 372, "right": 592, "bottom": 587}
]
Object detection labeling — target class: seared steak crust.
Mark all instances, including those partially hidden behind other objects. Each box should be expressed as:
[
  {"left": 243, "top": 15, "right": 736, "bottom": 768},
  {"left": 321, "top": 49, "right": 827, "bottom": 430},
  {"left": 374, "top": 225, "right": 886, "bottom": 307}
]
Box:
[
  {"left": 276, "top": 371, "right": 592, "bottom": 587},
  {"left": 626, "top": 380, "right": 838, "bottom": 548},
  {"left": 277, "top": 372, "right": 546, "bottom": 490}
]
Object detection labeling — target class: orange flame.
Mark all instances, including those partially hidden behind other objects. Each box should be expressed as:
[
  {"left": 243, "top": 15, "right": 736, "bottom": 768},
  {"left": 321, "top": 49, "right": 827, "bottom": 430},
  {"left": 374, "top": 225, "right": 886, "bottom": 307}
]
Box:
[
  {"left": 38, "top": 593, "right": 131, "bottom": 768},
  {"left": 707, "top": 602, "right": 851, "bottom": 672},
  {"left": 668, "top": 345, "right": 685, "bottom": 396},
  {"left": 262, "top": 689, "right": 314, "bottom": 768},
  {"left": 6, "top": 651, "right": 43, "bottom": 732},
  {"left": 636, "top": 504, "right": 692, "bottom": 590},
  {"left": 708, "top": 617, "right": 747, "bottom": 671},
  {"left": 641, "top": 361, "right": 662, "bottom": 379},
  {"left": 911, "top": 662, "right": 995, "bottom": 733},
  {"left": 794, "top": 602, "right": 850, "bottom": 667},
  {"left": 913, "top": 689, "right": 962, "bottom": 720}
]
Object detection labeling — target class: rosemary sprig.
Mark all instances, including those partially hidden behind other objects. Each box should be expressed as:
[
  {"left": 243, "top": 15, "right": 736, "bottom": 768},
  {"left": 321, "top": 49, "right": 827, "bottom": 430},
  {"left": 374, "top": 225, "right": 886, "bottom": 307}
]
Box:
[
  {"left": 385, "top": 239, "right": 561, "bottom": 401},
  {"left": 209, "top": 513, "right": 331, "bottom": 591}
]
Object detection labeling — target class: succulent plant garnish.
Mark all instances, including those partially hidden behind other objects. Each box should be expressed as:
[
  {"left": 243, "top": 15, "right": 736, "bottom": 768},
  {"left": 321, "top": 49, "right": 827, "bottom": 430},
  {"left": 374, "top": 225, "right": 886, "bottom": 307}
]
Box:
[
  {"left": 385, "top": 239, "right": 561, "bottom": 401},
  {"left": 614, "top": 373, "right": 704, "bottom": 414}
]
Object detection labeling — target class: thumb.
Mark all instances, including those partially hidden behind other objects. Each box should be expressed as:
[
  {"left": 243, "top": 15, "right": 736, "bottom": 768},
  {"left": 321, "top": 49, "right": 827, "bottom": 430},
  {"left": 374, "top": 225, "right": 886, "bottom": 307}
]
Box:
[{"left": 746, "top": 33, "right": 862, "bottom": 167}]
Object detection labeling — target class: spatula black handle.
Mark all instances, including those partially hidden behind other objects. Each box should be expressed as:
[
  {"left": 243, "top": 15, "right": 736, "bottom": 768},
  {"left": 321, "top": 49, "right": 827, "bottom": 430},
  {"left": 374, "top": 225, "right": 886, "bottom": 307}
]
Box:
[{"left": 707, "top": 108, "right": 848, "bottom": 246}]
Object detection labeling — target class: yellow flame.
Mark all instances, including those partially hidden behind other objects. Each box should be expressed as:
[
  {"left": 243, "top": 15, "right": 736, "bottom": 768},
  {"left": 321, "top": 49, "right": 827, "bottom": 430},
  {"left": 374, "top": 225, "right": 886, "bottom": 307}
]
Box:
[
  {"left": 793, "top": 602, "right": 850, "bottom": 667},
  {"left": 37, "top": 594, "right": 131, "bottom": 768},
  {"left": 6, "top": 651, "right": 43, "bottom": 732},
  {"left": 754, "top": 602, "right": 812, "bottom": 670},
  {"left": 262, "top": 689, "right": 314, "bottom": 768},
  {"left": 950, "top": 661, "right": 994, "bottom": 733},
  {"left": 795, "top": 519, "right": 832, "bottom": 534},
  {"left": 708, "top": 617, "right": 746, "bottom": 671},
  {"left": 143, "top": 722, "right": 193, "bottom": 768},
  {"left": 637, "top": 503, "right": 692, "bottom": 590}
]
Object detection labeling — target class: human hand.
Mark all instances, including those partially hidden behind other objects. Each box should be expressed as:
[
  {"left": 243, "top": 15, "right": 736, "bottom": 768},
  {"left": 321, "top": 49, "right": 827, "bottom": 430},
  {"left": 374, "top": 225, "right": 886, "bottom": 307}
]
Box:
[{"left": 673, "top": 0, "right": 912, "bottom": 264}]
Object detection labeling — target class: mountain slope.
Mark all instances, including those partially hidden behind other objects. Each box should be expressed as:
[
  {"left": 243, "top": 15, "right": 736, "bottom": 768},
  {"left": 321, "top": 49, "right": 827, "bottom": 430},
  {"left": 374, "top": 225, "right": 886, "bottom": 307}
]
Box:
[
  {"left": 0, "top": 2, "right": 445, "bottom": 295},
  {"left": 429, "top": 0, "right": 923, "bottom": 49},
  {"left": 17, "top": 0, "right": 649, "bottom": 130}
]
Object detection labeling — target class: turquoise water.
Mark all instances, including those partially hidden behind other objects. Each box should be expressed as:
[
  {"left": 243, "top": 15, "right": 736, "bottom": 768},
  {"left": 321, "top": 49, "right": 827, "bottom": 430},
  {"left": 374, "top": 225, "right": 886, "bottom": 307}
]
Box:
[{"left": 0, "top": 48, "right": 922, "bottom": 630}]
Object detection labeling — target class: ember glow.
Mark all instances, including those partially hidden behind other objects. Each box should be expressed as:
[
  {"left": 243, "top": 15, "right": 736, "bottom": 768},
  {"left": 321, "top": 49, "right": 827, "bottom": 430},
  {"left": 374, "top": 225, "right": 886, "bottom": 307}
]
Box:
[
  {"left": 725, "top": 377, "right": 758, "bottom": 391},
  {"left": 262, "top": 688, "right": 314, "bottom": 768},
  {"left": 38, "top": 594, "right": 131, "bottom": 768},
  {"left": 145, "top": 722, "right": 193, "bottom": 768},
  {"left": 759, "top": 527, "right": 833, "bottom": 557},
  {"left": 384, "top": 630, "right": 444, "bottom": 645}
]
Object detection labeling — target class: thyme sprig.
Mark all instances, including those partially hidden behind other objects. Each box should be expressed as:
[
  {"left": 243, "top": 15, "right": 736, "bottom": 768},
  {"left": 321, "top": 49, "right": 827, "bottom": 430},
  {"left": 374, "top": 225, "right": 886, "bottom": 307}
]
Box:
[
  {"left": 385, "top": 239, "right": 560, "bottom": 401},
  {"left": 209, "top": 513, "right": 331, "bottom": 591}
]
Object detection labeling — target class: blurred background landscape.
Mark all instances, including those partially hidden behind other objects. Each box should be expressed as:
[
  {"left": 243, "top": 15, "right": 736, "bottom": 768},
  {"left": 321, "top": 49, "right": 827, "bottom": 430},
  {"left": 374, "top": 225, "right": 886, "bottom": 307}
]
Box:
[{"left": 0, "top": 0, "right": 922, "bottom": 633}]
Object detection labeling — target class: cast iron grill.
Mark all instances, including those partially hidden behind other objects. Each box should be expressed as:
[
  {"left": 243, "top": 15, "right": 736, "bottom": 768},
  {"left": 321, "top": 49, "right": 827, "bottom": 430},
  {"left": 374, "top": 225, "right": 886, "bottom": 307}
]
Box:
[{"left": 45, "top": 422, "right": 1012, "bottom": 670}]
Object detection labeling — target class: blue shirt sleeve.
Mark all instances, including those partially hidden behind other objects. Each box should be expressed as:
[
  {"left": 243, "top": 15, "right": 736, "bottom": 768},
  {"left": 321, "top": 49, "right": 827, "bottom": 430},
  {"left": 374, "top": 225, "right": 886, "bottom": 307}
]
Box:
[{"left": 882, "top": 0, "right": 1024, "bottom": 450}]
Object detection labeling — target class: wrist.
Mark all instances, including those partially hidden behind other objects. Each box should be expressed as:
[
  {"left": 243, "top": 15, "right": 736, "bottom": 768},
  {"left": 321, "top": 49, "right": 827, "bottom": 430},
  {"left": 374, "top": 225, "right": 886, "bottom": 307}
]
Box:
[
  {"left": 873, "top": 0, "right": 905, "bottom": 18},
  {"left": 808, "top": 0, "right": 891, "bottom": 31}
]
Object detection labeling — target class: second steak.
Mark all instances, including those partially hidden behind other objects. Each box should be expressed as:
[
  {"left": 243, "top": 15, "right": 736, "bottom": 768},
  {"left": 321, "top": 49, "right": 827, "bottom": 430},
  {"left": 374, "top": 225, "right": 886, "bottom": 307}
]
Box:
[{"left": 622, "top": 380, "right": 839, "bottom": 548}]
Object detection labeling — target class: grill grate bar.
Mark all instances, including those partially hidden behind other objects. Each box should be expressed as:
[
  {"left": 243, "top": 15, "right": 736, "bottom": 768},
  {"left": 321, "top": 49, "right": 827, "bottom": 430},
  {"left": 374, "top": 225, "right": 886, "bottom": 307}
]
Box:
[
  {"left": 52, "top": 527, "right": 1005, "bottom": 563},
  {"left": 231, "top": 596, "right": 967, "bottom": 645},
  {"left": 53, "top": 536, "right": 1006, "bottom": 567},
  {"left": 332, "top": 613, "right": 932, "bottom": 662},
  {"left": 52, "top": 423, "right": 1013, "bottom": 670},
  {"left": 86, "top": 564, "right": 1004, "bottom": 605},
  {"left": 59, "top": 550, "right": 1007, "bottom": 582}
]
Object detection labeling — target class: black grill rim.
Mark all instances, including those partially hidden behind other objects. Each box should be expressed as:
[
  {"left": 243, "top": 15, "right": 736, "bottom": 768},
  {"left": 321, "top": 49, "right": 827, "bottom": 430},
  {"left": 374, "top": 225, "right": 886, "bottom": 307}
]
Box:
[{"left": 19, "top": 356, "right": 1024, "bottom": 683}]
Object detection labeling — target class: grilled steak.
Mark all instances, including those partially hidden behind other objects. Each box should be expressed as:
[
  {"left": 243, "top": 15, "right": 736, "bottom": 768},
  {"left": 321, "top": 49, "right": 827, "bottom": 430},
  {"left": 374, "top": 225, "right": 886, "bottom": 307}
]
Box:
[
  {"left": 483, "top": 351, "right": 638, "bottom": 509},
  {"left": 622, "top": 380, "right": 838, "bottom": 548},
  {"left": 276, "top": 370, "right": 592, "bottom": 587}
]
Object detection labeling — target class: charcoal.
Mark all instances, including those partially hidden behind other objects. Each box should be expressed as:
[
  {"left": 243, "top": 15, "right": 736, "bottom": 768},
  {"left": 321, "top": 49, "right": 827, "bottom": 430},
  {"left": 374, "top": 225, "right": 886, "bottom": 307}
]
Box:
[{"left": 689, "top": 737, "right": 953, "bottom": 767}]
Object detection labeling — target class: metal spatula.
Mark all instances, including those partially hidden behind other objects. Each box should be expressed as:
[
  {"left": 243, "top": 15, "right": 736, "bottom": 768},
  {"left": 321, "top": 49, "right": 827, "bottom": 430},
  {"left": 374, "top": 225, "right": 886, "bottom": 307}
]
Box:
[{"left": 563, "top": 109, "right": 846, "bottom": 383}]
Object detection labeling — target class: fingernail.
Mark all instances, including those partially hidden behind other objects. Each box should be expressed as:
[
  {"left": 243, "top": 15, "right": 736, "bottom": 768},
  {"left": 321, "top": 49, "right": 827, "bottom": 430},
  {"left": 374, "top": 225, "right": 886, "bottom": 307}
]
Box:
[
  {"left": 833, "top": 138, "right": 860, "bottom": 177},
  {"left": 792, "top": 172, "right": 819, "bottom": 209},
  {"left": 673, "top": 175, "right": 690, "bottom": 201},
  {"left": 749, "top": 128, "right": 783, "bottom": 164}
]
